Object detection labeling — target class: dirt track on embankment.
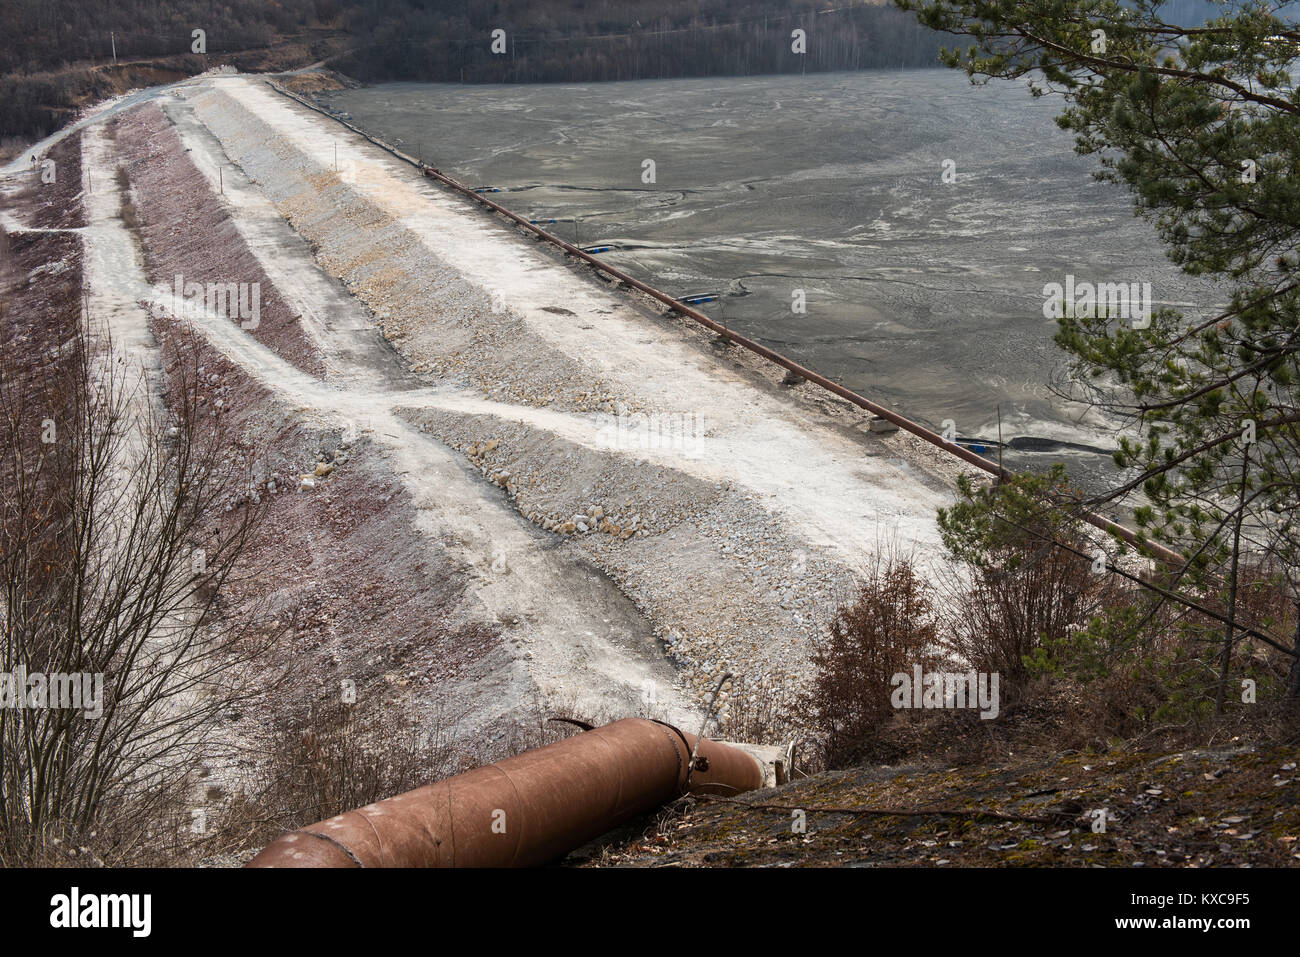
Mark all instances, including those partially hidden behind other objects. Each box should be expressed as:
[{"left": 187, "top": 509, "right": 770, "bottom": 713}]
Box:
[{"left": 4, "top": 71, "right": 975, "bottom": 745}]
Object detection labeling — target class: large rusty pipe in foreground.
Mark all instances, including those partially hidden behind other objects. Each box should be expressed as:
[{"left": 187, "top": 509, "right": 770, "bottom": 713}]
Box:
[{"left": 247, "top": 718, "right": 764, "bottom": 868}]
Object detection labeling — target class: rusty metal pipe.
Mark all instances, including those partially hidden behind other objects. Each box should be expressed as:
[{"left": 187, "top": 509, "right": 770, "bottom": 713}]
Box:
[
  {"left": 246, "top": 718, "right": 764, "bottom": 868},
  {"left": 266, "top": 80, "right": 1181, "bottom": 566},
  {"left": 417, "top": 163, "right": 1181, "bottom": 565}
]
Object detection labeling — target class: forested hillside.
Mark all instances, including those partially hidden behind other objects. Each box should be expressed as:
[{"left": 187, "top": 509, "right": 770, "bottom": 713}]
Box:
[
  {"left": 0, "top": 0, "right": 329, "bottom": 75},
  {"left": 1, "top": 1, "right": 952, "bottom": 144},
  {"left": 0, "top": 1, "right": 1253, "bottom": 145},
  {"left": 330, "top": 1, "right": 950, "bottom": 83},
  {"left": 0, "top": 0, "right": 342, "bottom": 146}
]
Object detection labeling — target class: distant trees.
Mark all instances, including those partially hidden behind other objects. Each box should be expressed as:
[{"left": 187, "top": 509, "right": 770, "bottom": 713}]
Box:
[
  {"left": 0, "top": 0, "right": 318, "bottom": 75},
  {"left": 2, "top": 1, "right": 962, "bottom": 140},
  {"left": 0, "top": 0, "right": 327, "bottom": 140},
  {"left": 334, "top": 1, "right": 954, "bottom": 83}
]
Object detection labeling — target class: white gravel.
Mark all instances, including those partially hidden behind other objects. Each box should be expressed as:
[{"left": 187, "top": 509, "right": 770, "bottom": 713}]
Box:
[{"left": 177, "top": 75, "right": 968, "bottom": 716}]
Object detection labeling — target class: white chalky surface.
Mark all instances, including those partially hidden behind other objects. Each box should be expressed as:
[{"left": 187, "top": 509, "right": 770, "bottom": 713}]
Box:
[{"left": 91, "top": 74, "right": 966, "bottom": 718}]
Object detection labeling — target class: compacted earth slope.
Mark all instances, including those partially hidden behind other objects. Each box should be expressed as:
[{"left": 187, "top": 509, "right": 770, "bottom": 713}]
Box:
[
  {"left": 4, "top": 70, "right": 971, "bottom": 783},
  {"left": 166, "top": 74, "right": 967, "bottom": 715}
]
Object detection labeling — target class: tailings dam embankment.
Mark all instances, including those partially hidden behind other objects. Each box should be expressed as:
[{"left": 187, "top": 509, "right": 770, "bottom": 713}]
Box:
[{"left": 9, "top": 72, "right": 974, "bottom": 734}]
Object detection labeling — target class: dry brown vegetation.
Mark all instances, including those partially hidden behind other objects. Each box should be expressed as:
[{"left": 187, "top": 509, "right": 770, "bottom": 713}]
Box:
[
  {"left": 805, "top": 554, "right": 944, "bottom": 768},
  {"left": 791, "top": 542, "right": 1299, "bottom": 774},
  {"left": 594, "top": 738, "right": 1300, "bottom": 868},
  {"left": 0, "top": 136, "right": 282, "bottom": 865}
]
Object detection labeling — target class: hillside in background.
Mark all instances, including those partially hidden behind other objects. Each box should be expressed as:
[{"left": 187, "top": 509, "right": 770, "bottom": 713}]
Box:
[
  {"left": 0, "top": 0, "right": 344, "bottom": 147},
  {"left": 2, "top": 0, "right": 956, "bottom": 147},
  {"left": 329, "top": 0, "right": 951, "bottom": 83},
  {"left": 6, "top": 0, "right": 1263, "bottom": 148}
]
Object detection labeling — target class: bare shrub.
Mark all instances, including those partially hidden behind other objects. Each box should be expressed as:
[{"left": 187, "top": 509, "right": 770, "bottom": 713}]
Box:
[
  {"left": 1046, "top": 562, "right": 1299, "bottom": 745},
  {"left": 212, "top": 696, "right": 462, "bottom": 854},
  {"left": 712, "top": 678, "right": 801, "bottom": 749},
  {"left": 213, "top": 693, "right": 620, "bottom": 858},
  {"left": 805, "top": 553, "right": 943, "bottom": 767},
  {"left": 0, "top": 300, "right": 276, "bottom": 861},
  {"left": 940, "top": 534, "right": 1103, "bottom": 685},
  {"left": 935, "top": 467, "right": 1109, "bottom": 685}
]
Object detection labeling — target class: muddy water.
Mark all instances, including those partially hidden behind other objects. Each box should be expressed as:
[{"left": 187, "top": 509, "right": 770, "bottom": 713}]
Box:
[{"left": 319, "top": 69, "right": 1223, "bottom": 485}]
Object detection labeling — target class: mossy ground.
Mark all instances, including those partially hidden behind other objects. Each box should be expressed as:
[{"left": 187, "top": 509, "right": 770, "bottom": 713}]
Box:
[{"left": 576, "top": 742, "right": 1299, "bottom": 867}]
